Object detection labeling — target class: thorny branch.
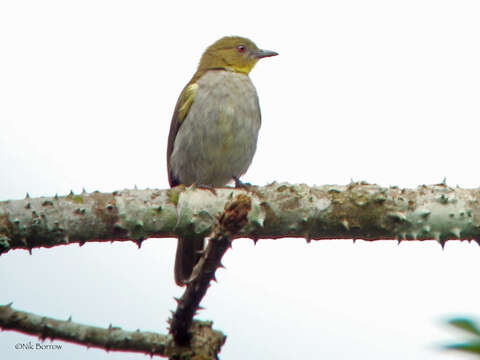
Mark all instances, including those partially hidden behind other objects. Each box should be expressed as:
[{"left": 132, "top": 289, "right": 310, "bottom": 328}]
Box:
[
  {"left": 1, "top": 182, "right": 480, "bottom": 256},
  {"left": 0, "top": 303, "right": 225, "bottom": 359},
  {"left": 2, "top": 181, "right": 480, "bottom": 354},
  {"left": 169, "top": 194, "right": 251, "bottom": 344}
]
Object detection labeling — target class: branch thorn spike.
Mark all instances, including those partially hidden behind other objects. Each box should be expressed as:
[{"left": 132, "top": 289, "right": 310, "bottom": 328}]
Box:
[{"left": 173, "top": 297, "right": 183, "bottom": 305}]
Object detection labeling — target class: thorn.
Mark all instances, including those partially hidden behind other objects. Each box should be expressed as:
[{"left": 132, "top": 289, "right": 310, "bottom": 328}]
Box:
[
  {"left": 441, "top": 177, "right": 447, "bottom": 185},
  {"left": 67, "top": 316, "right": 72, "bottom": 322},
  {"left": 134, "top": 184, "right": 138, "bottom": 190},
  {"left": 341, "top": 219, "right": 350, "bottom": 231},
  {"left": 211, "top": 273, "right": 217, "bottom": 282},
  {"left": 439, "top": 240, "right": 446, "bottom": 250},
  {"left": 54, "top": 193, "right": 59, "bottom": 200},
  {"left": 136, "top": 239, "right": 143, "bottom": 249},
  {"left": 305, "top": 237, "right": 311, "bottom": 244},
  {"left": 474, "top": 238, "right": 480, "bottom": 247},
  {"left": 388, "top": 212, "right": 407, "bottom": 222},
  {"left": 419, "top": 209, "right": 431, "bottom": 218},
  {"left": 69, "top": 190, "right": 74, "bottom": 196},
  {"left": 396, "top": 233, "right": 404, "bottom": 244},
  {"left": 252, "top": 238, "right": 258, "bottom": 246},
  {"left": 197, "top": 305, "right": 205, "bottom": 311},
  {"left": 173, "top": 297, "right": 183, "bottom": 305},
  {"left": 352, "top": 238, "right": 356, "bottom": 244},
  {"left": 28, "top": 247, "right": 32, "bottom": 255},
  {"left": 433, "top": 232, "right": 446, "bottom": 249},
  {"left": 82, "top": 188, "right": 87, "bottom": 194},
  {"left": 25, "top": 192, "right": 30, "bottom": 199},
  {"left": 218, "top": 262, "right": 226, "bottom": 269}
]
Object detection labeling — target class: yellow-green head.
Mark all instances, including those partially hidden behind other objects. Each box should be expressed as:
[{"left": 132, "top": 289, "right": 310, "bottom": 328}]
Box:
[{"left": 196, "top": 36, "right": 278, "bottom": 76}]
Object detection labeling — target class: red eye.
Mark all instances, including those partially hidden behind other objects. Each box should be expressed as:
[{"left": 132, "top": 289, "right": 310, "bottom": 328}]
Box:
[{"left": 236, "top": 45, "right": 246, "bottom": 53}]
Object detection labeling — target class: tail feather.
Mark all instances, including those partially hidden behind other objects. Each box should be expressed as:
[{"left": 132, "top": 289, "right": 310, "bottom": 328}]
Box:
[{"left": 174, "top": 236, "right": 204, "bottom": 286}]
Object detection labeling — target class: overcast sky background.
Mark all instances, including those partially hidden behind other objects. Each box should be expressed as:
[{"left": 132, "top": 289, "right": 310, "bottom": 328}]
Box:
[{"left": 1, "top": 1, "right": 480, "bottom": 359}]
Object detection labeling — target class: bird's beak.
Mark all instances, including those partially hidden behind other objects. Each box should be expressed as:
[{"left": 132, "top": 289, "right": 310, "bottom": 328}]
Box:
[{"left": 252, "top": 49, "right": 278, "bottom": 59}]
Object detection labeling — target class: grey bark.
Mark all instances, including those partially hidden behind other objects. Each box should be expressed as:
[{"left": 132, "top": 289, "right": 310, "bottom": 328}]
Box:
[
  {"left": 2, "top": 181, "right": 480, "bottom": 356},
  {"left": 0, "top": 303, "right": 225, "bottom": 359},
  {"left": 1, "top": 182, "right": 479, "bottom": 255}
]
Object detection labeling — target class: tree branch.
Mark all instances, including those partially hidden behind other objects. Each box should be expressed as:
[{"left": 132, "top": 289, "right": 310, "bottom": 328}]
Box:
[
  {"left": 0, "top": 303, "right": 225, "bottom": 359},
  {"left": 170, "top": 193, "right": 251, "bottom": 344},
  {"left": 1, "top": 182, "right": 479, "bottom": 255},
  {"left": 2, "top": 182, "right": 480, "bottom": 352}
]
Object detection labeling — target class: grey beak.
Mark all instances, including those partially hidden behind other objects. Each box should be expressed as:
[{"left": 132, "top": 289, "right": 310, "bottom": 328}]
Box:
[{"left": 253, "top": 49, "right": 279, "bottom": 59}]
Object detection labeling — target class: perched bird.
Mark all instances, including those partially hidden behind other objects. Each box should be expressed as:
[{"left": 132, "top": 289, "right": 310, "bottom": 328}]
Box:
[{"left": 167, "top": 36, "right": 277, "bottom": 286}]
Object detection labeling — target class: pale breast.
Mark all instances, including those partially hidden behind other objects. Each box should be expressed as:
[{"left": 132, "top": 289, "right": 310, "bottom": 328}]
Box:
[{"left": 170, "top": 70, "right": 261, "bottom": 186}]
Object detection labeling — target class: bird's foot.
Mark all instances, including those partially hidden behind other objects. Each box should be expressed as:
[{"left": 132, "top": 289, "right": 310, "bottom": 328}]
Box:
[{"left": 233, "top": 176, "right": 252, "bottom": 189}]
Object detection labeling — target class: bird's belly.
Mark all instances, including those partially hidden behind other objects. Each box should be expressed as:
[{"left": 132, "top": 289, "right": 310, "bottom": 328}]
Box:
[
  {"left": 170, "top": 73, "right": 261, "bottom": 187},
  {"left": 200, "top": 107, "right": 255, "bottom": 185},
  {"left": 173, "top": 107, "right": 259, "bottom": 186}
]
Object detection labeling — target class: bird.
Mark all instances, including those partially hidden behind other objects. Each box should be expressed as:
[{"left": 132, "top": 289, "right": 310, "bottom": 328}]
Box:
[{"left": 167, "top": 36, "right": 277, "bottom": 286}]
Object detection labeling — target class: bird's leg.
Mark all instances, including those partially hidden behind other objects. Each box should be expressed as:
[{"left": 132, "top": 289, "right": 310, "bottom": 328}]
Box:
[{"left": 233, "top": 176, "right": 252, "bottom": 189}]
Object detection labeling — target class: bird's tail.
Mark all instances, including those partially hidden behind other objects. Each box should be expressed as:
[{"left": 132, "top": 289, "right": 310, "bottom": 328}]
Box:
[{"left": 174, "top": 235, "right": 205, "bottom": 286}]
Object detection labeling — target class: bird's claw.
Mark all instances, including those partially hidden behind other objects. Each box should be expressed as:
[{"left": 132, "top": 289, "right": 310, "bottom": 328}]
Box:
[{"left": 233, "top": 176, "right": 252, "bottom": 189}]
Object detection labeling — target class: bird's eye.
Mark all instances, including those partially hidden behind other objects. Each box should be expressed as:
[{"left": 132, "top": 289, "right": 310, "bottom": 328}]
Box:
[{"left": 236, "top": 45, "right": 246, "bottom": 53}]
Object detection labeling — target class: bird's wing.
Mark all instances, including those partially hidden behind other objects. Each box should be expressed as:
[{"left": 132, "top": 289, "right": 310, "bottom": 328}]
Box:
[{"left": 167, "top": 82, "right": 198, "bottom": 186}]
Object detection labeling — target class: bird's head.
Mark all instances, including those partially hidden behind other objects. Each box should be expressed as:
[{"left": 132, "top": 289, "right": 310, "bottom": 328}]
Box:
[{"left": 197, "top": 36, "right": 278, "bottom": 75}]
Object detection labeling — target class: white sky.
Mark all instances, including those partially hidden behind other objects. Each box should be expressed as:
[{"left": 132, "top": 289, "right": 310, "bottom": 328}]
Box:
[{"left": 1, "top": 1, "right": 480, "bottom": 359}]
